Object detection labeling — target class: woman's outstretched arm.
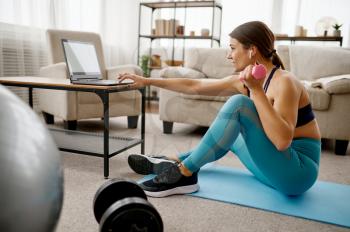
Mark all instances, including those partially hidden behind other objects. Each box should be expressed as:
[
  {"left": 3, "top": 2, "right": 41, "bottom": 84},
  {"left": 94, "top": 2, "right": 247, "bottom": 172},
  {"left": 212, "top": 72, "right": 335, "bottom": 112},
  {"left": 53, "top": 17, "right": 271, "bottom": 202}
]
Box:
[{"left": 118, "top": 73, "right": 246, "bottom": 96}]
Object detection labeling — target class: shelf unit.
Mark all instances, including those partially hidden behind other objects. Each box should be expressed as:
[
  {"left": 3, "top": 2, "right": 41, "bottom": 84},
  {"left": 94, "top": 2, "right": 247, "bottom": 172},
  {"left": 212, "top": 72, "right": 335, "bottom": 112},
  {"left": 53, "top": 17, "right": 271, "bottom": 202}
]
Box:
[
  {"left": 137, "top": 1, "right": 222, "bottom": 101},
  {"left": 275, "top": 36, "right": 343, "bottom": 46},
  {"left": 137, "top": 0, "right": 222, "bottom": 71},
  {"left": 139, "top": 35, "right": 221, "bottom": 41}
]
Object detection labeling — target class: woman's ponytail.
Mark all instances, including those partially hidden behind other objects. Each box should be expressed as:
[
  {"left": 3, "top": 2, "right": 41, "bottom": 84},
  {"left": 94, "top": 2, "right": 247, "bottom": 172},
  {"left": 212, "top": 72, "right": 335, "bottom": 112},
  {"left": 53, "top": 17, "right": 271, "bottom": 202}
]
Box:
[{"left": 271, "top": 52, "right": 285, "bottom": 70}]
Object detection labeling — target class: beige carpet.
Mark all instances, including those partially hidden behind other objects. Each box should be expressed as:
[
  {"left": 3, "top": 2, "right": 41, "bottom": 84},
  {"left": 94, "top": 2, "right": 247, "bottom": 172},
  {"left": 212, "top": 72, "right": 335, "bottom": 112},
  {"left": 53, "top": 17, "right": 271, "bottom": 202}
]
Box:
[{"left": 53, "top": 113, "right": 350, "bottom": 232}]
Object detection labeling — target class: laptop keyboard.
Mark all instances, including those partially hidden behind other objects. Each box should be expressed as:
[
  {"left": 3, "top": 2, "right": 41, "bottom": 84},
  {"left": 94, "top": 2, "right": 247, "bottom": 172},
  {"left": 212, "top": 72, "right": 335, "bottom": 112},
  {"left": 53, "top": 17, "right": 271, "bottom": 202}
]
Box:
[
  {"left": 72, "top": 78, "right": 133, "bottom": 86},
  {"left": 76, "top": 79, "right": 101, "bottom": 83}
]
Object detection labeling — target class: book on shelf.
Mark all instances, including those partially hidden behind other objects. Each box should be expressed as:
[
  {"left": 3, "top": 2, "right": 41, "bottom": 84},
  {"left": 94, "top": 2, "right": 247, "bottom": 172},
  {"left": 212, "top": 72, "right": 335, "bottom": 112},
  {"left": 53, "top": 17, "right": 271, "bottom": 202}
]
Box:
[
  {"left": 155, "top": 19, "right": 179, "bottom": 36},
  {"left": 155, "top": 19, "right": 165, "bottom": 36}
]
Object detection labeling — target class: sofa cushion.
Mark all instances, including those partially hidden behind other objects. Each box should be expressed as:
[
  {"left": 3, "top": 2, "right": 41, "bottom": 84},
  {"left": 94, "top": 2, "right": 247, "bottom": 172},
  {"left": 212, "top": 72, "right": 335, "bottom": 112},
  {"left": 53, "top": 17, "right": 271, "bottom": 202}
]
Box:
[
  {"left": 314, "top": 74, "right": 350, "bottom": 94},
  {"left": 289, "top": 46, "right": 350, "bottom": 81},
  {"left": 185, "top": 48, "right": 233, "bottom": 79},
  {"left": 301, "top": 82, "right": 330, "bottom": 111},
  {"left": 160, "top": 67, "right": 206, "bottom": 79},
  {"left": 181, "top": 93, "right": 229, "bottom": 102}
]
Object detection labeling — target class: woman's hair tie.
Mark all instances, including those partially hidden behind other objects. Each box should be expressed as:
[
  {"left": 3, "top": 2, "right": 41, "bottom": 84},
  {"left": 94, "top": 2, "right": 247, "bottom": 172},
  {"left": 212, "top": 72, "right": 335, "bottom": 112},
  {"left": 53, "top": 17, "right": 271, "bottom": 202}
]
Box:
[{"left": 268, "top": 49, "right": 277, "bottom": 57}]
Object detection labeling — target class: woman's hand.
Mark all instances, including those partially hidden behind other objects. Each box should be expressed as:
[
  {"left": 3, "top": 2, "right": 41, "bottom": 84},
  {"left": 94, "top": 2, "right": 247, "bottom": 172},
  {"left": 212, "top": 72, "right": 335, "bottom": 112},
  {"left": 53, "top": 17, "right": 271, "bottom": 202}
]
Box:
[
  {"left": 239, "top": 64, "right": 264, "bottom": 92},
  {"left": 117, "top": 73, "right": 149, "bottom": 88}
]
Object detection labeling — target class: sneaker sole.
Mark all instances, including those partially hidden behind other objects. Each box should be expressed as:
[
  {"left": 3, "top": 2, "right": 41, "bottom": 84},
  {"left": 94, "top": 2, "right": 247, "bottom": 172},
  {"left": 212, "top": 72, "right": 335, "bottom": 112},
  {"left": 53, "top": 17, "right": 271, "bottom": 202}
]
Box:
[
  {"left": 128, "top": 155, "right": 176, "bottom": 175},
  {"left": 144, "top": 184, "right": 200, "bottom": 198}
]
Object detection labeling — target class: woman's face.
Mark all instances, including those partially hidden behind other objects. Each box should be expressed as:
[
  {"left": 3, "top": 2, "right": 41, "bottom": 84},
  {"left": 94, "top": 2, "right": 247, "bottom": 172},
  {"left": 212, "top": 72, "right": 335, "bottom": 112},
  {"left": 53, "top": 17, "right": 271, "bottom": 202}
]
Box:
[{"left": 227, "top": 38, "right": 252, "bottom": 72}]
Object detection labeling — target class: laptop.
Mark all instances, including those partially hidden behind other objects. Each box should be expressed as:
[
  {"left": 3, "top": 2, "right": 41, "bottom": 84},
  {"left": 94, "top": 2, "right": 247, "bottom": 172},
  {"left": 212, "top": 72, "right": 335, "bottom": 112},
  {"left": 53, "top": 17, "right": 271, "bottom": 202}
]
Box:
[{"left": 61, "top": 39, "right": 134, "bottom": 86}]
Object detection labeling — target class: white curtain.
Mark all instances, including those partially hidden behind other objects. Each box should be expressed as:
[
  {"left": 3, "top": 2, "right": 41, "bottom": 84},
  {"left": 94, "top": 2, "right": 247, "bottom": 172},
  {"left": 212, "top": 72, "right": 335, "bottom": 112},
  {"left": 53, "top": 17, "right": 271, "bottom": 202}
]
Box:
[
  {"left": 50, "top": 0, "right": 139, "bottom": 66},
  {"left": 0, "top": 0, "right": 52, "bottom": 28},
  {"left": 101, "top": 0, "right": 140, "bottom": 66},
  {"left": 53, "top": 0, "right": 140, "bottom": 66},
  {"left": 0, "top": 22, "right": 48, "bottom": 108},
  {"left": 0, "top": 0, "right": 140, "bottom": 66},
  {"left": 220, "top": 0, "right": 274, "bottom": 47},
  {"left": 0, "top": 0, "right": 49, "bottom": 107}
]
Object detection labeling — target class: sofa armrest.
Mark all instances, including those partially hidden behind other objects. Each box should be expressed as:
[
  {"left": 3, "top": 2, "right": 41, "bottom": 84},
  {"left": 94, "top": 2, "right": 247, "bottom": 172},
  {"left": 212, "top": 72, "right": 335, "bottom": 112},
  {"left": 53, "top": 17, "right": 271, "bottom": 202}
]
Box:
[
  {"left": 106, "top": 65, "right": 143, "bottom": 80},
  {"left": 39, "top": 62, "right": 68, "bottom": 79},
  {"left": 315, "top": 74, "right": 350, "bottom": 94},
  {"left": 160, "top": 67, "right": 206, "bottom": 79}
]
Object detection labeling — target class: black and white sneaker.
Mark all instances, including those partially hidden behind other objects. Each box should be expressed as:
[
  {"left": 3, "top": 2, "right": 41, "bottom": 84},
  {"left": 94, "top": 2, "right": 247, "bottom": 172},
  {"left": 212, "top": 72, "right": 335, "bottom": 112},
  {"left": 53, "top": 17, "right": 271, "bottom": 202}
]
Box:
[
  {"left": 139, "top": 164, "right": 200, "bottom": 198},
  {"left": 128, "top": 154, "right": 178, "bottom": 175}
]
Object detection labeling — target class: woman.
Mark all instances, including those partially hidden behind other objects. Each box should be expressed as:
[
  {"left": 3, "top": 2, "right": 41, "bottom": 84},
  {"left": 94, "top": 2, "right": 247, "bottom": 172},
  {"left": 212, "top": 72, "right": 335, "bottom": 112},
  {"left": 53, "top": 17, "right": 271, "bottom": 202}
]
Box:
[{"left": 119, "top": 21, "right": 321, "bottom": 198}]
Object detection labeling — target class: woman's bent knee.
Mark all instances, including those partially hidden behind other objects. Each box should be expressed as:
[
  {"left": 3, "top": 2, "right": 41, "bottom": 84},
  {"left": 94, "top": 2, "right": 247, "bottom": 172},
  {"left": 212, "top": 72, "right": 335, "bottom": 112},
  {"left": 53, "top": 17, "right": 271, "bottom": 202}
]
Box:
[
  {"left": 227, "top": 94, "right": 252, "bottom": 106},
  {"left": 221, "top": 94, "right": 254, "bottom": 113}
]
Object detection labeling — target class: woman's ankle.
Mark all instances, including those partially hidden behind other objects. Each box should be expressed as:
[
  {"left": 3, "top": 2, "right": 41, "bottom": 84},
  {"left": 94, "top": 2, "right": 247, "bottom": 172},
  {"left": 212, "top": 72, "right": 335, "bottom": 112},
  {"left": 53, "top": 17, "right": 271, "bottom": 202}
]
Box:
[{"left": 178, "top": 163, "right": 193, "bottom": 177}]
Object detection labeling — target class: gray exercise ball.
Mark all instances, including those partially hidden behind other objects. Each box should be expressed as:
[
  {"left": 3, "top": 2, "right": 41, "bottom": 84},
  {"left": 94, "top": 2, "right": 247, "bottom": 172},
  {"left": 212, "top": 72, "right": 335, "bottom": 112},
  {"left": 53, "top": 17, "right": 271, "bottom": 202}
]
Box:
[{"left": 0, "top": 85, "right": 63, "bottom": 232}]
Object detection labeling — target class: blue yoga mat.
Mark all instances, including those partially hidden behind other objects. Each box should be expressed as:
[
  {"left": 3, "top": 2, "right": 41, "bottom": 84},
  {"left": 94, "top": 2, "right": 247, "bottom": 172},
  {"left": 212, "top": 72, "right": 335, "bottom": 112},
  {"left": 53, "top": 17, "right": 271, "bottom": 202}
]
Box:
[{"left": 140, "top": 165, "right": 350, "bottom": 228}]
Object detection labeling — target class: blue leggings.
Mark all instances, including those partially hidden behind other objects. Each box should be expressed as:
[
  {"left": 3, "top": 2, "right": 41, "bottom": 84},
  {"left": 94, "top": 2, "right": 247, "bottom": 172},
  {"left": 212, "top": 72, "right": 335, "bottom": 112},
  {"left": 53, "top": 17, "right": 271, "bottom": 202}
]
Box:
[{"left": 178, "top": 94, "right": 321, "bottom": 195}]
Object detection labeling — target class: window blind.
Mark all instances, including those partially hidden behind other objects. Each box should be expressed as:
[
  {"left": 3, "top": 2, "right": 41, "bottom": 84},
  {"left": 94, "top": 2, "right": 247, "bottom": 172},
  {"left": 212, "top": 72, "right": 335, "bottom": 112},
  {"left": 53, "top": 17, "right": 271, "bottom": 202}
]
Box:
[{"left": 0, "top": 22, "right": 48, "bottom": 111}]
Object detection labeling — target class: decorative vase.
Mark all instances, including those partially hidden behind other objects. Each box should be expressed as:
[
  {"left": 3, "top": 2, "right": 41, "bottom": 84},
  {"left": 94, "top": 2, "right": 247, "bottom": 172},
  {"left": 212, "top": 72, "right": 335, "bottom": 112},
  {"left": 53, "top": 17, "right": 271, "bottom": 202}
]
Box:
[
  {"left": 294, "top": 25, "right": 303, "bottom": 36},
  {"left": 151, "top": 55, "right": 161, "bottom": 68},
  {"left": 201, "top": 28, "right": 210, "bottom": 37},
  {"left": 333, "top": 30, "right": 341, "bottom": 37}
]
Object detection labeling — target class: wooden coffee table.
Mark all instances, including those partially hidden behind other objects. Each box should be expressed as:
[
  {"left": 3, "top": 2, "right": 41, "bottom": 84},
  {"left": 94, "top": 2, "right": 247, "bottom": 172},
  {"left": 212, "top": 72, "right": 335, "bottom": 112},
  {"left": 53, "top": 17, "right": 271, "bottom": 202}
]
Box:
[{"left": 0, "top": 76, "right": 145, "bottom": 178}]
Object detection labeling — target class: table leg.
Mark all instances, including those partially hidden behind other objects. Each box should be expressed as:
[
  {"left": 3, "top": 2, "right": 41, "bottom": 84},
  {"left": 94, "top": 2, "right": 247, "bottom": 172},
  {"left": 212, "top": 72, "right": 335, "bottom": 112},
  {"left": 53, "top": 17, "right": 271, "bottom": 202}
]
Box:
[
  {"left": 140, "top": 88, "right": 145, "bottom": 154},
  {"left": 97, "top": 92, "right": 110, "bottom": 179},
  {"left": 29, "top": 87, "right": 33, "bottom": 108}
]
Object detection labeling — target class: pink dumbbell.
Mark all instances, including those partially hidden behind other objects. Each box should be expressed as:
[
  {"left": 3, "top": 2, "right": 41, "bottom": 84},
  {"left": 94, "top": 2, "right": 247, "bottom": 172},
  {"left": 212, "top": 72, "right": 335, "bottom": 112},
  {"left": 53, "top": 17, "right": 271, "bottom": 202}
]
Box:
[
  {"left": 239, "top": 63, "right": 267, "bottom": 81},
  {"left": 252, "top": 64, "right": 267, "bottom": 80}
]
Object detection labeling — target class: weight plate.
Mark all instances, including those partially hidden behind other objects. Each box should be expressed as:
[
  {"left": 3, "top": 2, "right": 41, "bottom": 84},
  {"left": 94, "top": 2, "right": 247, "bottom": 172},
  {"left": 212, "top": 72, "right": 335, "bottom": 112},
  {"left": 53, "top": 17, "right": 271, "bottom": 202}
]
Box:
[
  {"left": 93, "top": 179, "right": 147, "bottom": 222},
  {"left": 100, "top": 197, "right": 163, "bottom": 232}
]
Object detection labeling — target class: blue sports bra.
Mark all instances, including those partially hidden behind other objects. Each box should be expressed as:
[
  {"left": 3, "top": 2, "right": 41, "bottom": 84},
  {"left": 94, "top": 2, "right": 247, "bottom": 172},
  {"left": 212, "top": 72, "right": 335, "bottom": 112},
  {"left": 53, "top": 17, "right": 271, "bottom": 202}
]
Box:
[{"left": 246, "top": 66, "right": 315, "bottom": 127}]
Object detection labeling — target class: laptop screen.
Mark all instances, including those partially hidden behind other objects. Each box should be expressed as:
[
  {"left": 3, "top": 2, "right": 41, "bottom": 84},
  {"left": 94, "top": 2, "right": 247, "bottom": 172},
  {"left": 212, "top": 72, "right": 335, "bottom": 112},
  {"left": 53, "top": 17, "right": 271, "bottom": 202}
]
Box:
[{"left": 62, "top": 39, "right": 101, "bottom": 80}]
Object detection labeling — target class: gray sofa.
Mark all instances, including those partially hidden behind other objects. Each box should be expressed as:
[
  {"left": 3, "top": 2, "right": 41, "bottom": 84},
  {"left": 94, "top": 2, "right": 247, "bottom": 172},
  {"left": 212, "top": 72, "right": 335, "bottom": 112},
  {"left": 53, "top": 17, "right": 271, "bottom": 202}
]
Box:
[
  {"left": 159, "top": 46, "right": 350, "bottom": 155},
  {"left": 159, "top": 48, "right": 234, "bottom": 132}
]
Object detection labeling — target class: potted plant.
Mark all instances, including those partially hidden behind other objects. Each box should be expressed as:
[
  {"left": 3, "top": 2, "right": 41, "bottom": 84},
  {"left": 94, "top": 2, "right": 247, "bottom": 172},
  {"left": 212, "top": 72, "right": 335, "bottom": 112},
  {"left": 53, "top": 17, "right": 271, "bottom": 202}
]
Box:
[
  {"left": 332, "top": 23, "right": 342, "bottom": 37},
  {"left": 140, "top": 55, "right": 150, "bottom": 77}
]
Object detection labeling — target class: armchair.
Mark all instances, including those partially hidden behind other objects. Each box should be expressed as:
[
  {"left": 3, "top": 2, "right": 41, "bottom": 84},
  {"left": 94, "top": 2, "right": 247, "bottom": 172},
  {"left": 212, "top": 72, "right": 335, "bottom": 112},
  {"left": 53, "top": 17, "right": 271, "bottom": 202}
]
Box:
[{"left": 37, "top": 29, "right": 142, "bottom": 130}]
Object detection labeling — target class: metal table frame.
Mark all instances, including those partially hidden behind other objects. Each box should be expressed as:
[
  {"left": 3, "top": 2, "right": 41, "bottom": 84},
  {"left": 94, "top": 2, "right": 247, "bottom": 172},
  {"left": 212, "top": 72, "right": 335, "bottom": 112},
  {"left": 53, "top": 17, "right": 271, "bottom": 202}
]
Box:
[{"left": 0, "top": 77, "right": 145, "bottom": 178}]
